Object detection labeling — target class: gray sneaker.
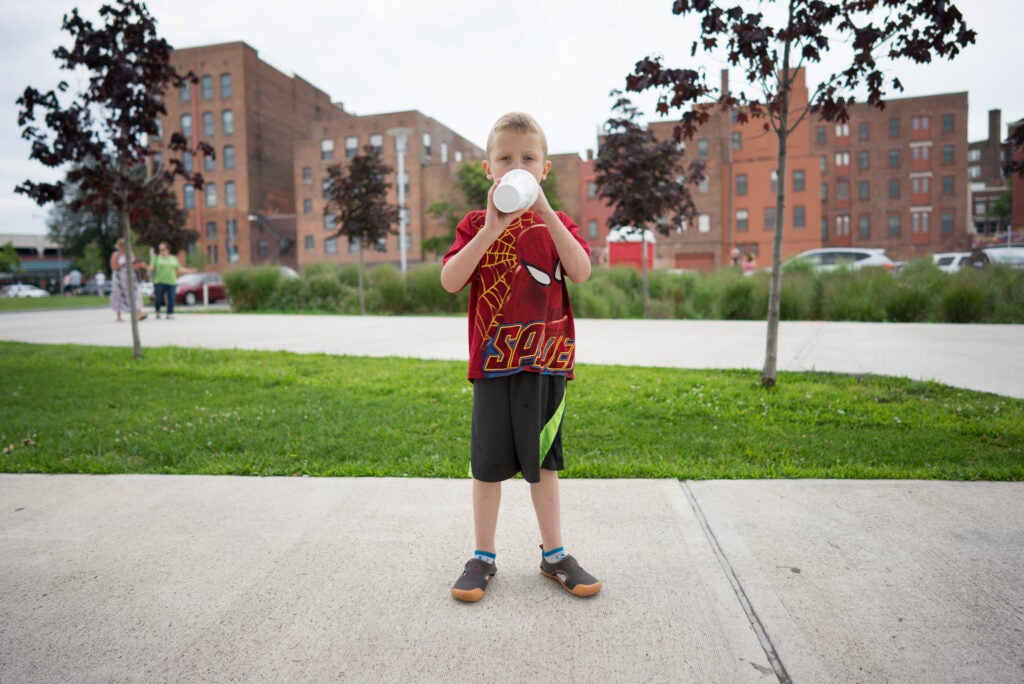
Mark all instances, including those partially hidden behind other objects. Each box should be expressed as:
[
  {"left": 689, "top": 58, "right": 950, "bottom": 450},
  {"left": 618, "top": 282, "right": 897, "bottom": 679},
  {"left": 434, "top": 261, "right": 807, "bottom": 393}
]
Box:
[
  {"left": 451, "top": 558, "right": 496, "bottom": 602},
  {"left": 540, "top": 547, "right": 602, "bottom": 597}
]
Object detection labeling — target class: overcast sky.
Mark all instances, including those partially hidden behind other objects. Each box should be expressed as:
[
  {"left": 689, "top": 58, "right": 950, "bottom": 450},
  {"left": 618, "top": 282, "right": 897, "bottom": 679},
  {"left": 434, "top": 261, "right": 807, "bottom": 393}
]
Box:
[{"left": 3, "top": 0, "right": 1021, "bottom": 236}]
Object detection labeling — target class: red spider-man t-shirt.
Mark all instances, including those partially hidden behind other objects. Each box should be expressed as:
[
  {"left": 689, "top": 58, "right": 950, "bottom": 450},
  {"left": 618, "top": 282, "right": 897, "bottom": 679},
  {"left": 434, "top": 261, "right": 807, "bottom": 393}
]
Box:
[{"left": 443, "top": 210, "right": 590, "bottom": 381}]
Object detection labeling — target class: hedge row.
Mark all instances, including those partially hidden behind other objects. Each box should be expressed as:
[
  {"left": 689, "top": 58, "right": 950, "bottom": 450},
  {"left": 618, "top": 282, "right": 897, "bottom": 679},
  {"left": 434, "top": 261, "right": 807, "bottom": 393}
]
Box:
[{"left": 221, "top": 260, "right": 1024, "bottom": 324}]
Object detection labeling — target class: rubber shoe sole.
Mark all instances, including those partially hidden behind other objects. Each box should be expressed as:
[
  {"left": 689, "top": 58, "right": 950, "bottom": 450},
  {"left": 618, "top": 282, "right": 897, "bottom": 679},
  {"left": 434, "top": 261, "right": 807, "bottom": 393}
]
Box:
[
  {"left": 451, "top": 558, "right": 496, "bottom": 602},
  {"left": 540, "top": 554, "right": 602, "bottom": 597}
]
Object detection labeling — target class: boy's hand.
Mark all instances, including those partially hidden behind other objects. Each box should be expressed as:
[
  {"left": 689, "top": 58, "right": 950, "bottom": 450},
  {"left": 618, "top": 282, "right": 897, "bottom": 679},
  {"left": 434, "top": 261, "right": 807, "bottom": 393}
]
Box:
[{"left": 483, "top": 180, "right": 526, "bottom": 235}]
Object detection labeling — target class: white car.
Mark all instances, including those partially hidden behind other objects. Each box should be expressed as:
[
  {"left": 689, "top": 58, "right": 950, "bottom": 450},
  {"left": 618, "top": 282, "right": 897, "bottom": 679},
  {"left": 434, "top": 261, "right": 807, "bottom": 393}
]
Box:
[
  {"left": 967, "top": 246, "right": 1024, "bottom": 269},
  {"left": 932, "top": 251, "right": 970, "bottom": 273},
  {"left": 784, "top": 248, "right": 896, "bottom": 272},
  {"left": 2, "top": 283, "right": 51, "bottom": 298}
]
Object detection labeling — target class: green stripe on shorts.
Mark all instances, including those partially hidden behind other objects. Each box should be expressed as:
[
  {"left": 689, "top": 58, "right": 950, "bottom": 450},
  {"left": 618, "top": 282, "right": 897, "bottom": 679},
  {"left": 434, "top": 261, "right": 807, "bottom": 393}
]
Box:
[{"left": 539, "top": 389, "right": 566, "bottom": 464}]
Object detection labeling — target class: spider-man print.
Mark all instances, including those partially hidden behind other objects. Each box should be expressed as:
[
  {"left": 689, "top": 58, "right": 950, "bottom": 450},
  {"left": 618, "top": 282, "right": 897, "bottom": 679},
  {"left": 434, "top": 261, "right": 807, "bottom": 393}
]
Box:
[{"left": 443, "top": 210, "right": 590, "bottom": 381}]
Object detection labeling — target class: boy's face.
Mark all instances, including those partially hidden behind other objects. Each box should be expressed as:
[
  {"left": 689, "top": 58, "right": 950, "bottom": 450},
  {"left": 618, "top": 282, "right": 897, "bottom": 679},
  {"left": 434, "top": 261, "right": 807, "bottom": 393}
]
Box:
[{"left": 483, "top": 130, "right": 551, "bottom": 184}]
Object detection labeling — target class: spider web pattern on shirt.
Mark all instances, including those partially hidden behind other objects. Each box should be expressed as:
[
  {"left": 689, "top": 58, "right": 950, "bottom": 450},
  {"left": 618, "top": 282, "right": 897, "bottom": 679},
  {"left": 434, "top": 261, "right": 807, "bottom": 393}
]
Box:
[{"left": 473, "top": 215, "right": 529, "bottom": 344}]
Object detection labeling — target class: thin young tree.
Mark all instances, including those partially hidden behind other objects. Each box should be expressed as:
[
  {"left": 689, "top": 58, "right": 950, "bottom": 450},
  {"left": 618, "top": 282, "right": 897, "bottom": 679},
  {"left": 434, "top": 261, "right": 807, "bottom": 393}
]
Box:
[
  {"left": 16, "top": 0, "right": 209, "bottom": 358},
  {"left": 626, "top": 0, "right": 974, "bottom": 386},
  {"left": 324, "top": 146, "right": 400, "bottom": 315},
  {"left": 593, "top": 94, "right": 704, "bottom": 318}
]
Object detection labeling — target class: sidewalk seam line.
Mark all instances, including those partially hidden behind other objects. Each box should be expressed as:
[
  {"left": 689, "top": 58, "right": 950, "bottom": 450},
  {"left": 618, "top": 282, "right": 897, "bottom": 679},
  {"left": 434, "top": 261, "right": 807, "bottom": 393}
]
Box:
[{"left": 681, "top": 480, "right": 792, "bottom": 684}]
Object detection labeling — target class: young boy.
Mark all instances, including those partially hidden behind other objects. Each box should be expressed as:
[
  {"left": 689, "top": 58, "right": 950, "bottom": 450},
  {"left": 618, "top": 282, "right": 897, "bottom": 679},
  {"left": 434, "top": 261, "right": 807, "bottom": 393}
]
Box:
[{"left": 441, "top": 112, "right": 601, "bottom": 602}]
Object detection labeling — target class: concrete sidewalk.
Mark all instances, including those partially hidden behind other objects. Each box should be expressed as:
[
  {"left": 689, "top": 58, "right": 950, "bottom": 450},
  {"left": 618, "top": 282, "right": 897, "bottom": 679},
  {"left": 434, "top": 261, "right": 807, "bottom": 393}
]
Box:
[{"left": 1, "top": 475, "right": 1022, "bottom": 682}]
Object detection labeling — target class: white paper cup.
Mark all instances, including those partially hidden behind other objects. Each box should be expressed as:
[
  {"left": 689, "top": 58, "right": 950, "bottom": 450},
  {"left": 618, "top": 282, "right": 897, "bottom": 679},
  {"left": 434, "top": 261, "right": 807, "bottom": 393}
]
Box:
[{"left": 493, "top": 169, "right": 540, "bottom": 213}]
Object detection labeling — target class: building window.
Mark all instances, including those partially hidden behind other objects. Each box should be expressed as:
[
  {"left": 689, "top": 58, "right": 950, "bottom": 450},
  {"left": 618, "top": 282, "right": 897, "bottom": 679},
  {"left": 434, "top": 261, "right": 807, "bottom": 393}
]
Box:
[
  {"left": 736, "top": 174, "right": 748, "bottom": 196},
  {"left": 207, "top": 244, "right": 219, "bottom": 265},
  {"left": 836, "top": 179, "right": 849, "bottom": 200},
  {"left": 942, "top": 145, "right": 954, "bottom": 164},
  {"left": 793, "top": 205, "right": 805, "bottom": 228},
  {"left": 422, "top": 133, "right": 431, "bottom": 157},
  {"left": 202, "top": 111, "right": 214, "bottom": 137},
  {"left": 304, "top": 235, "right": 315, "bottom": 251},
  {"left": 859, "top": 215, "right": 870, "bottom": 238},
  {"left": 888, "top": 149, "right": 900, "bottom": 168},
  {"left": 912, "top": 211, "right": 930, "bottom": 234},
  {"left": 325, "top": 237, "right": 338, "bottom": 255},
  {"left": 821, "top": 218, "right": 828, "bottom": 240},
  {"left": 889, "top": 117, "right": 900, "bottom": 137},
  {"left": 181, "top": 114, "right": 192, "bottom": 139},
  {"left": 736, "top": 209, "right": 749, "bottom": 232},
  {"left": 204, "top": 152, "right": 215, "bottom": 172},
  {"left": 942, "top": 113, "right": 954, "bottom": 133},
  {"left": 858, "top": 180, "right": 870, "bottom": 201},
  {"left": 201, "top": 75, "right": 213, "bottom": 99},
  {"left": 587, "top": 181, "right": 598, "bottom": 198},
  {"left": 301, "top": 166, "right": 312, "bottom": 182},
  {"left": 370, "top": 134, "right": 383, "bottom": 152},
  {"left": 888, "top": 214, "right": 901, "bottom": 236},
  {"left": 223, "top": 145, "right": 235, "bottom": 170},
  {"left": 225, "top": 181, "right": 236, "bottom": 207},
  {"left": 303, "top": 199, "right": 313, "bottom": 214},
  {"left": 770, "top": 170, "right": 778, "bottom": 195},
  {"left": 820, "top": 155, "right": 827, "bottom": 171},
  {"left": 889, "top": 179, "right": 900, "bottom": 199},
  {"left": 968, "top": 165, "right": 981, "bottom": 179},
  {"left": 912, "top": 115, "right": 930, "bottom": 131},
  {"left": 858, "top": 122, "right": 869, "bottom": 140},
  {"left": 698, "top": 139, "right": 708, "bottom": 157},
  {"left": 220, "top": 73, "right": 232, "bottom": 98},
  {"left": 835, "top": 151, "right": 850, "bottom": 167},
  {"left": 821, "top": 183, "right": 827, "bottom": 201},
  {"left": 793, "top": 170, "right": 805, "bottom": 192},
  {"left": 942, "top": 175, "right": 954, "bottom": 195},
  {"left": 257, "top": 240, "right": 269, "bottom": 257},
  {"left": 731, "top": 132, "right": 742, "bottom": 150},
  {"left": 836, "top": 214, "right": 850, "bottom": 236},
  {"left": 698, "top": 214, "right": 710, "bottom": 233},
  {"left": 323, "top": 214, "right": 336, "bottom": 231},
  {"left": 153, "top": 118, "right": 162, "bottom": 139},
  {"left": 941, "top": 212, "right": 954, "bottom": 234},
  {"left": 968, "top": 149, "right": 981, "bottom": 162},
  {"left": 912, "top": 145, "right": 930, "bottom": 160},
  {"left": 587, "top": 220, "right": 598, "bottom": 239},
  {"left": 835, "top": 123, "right": 850, "bottom": 137},
  {"left": 185, "top": 185, "right": 195, "bottom": 208},
  {"left": 912, "top": 177, "right": 930, "bottom": 194},
  {"left": 180, "top": 81, "right": 191, "bottom": 102},
  {"left": 205, "top": 183, "right": 216, "bottom": 207},
  {"left": 346, "top": 136, "right": 358, "bottom": 159},
  {"left": 858, "top": 150, "right": 870, "bottom": 171},
  {"left": 764, "top": 207, "right": 776, "bottom": 231},
  {"left": 183, "top": 151, "right": 194, "bottom": 173},
  {"left": 698, "top": 176, "right": 709, "bottom": 193},
  {"left": 222, "top": 110, "right": 234, "bottom": 135},
  {"left": 322, "top": 178, "right": 332, "bottom": 199},
  {"left": 321, "top": 139, "right": 334, "bottom": 161},
  {"left": 441, "top": 142, "right": 449, "bottom": 163},
  {"left": 205, "top": 221, "right": 218, "bottom": 240},
  {"left": 815, "top": 126, "right": 826, "bottom": 144},
  {"left": 349, "top": 237, "right": 361, "bottom": 254}
]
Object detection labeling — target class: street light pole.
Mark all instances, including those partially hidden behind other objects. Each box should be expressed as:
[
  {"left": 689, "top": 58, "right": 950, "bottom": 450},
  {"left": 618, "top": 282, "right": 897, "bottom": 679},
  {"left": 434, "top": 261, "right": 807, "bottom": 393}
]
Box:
[{"left": 387, "top": 127, "right": 412, "bottom": 273}]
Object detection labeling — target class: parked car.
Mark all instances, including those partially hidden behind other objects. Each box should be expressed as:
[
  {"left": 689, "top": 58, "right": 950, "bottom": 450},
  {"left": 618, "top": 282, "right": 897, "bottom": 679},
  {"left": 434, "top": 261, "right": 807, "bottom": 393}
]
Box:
[
  {"left": 164, "top": 272, "right": 227, "bottom": 306},
  {"left": 2, "top": 283, "right": 51, "bottom": 298},
  {"left": 79, "top": 280, "right": 112, "bottom": 296},
  {"left": 784, "top": 247, "right": 896, "bottom": 272},
  {"left": 965, "top": 246, "right": 1024, "bottom": 269},
  {"left": 931, "top": 251, "right": 971, "bottom": 273}
]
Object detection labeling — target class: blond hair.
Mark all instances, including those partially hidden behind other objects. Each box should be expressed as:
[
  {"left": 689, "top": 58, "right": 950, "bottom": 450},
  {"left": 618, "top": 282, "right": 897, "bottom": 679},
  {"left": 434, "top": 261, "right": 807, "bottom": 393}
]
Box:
[{"left": 486, "top": 112, "right": 548, "bottom": 158}]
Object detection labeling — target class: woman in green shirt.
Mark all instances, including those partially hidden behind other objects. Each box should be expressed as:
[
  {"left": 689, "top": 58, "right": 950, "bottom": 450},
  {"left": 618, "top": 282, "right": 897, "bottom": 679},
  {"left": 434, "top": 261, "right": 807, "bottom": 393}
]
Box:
[{"left": 148, "top": 242, "right": 194, "bottom": 319}]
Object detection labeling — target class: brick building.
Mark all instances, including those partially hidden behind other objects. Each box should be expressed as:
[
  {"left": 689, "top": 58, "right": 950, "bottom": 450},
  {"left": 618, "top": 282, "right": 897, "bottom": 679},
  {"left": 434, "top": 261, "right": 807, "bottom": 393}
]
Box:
[
  {"left": 1011, "top": 118, "right": 1024, "bottom": 235},
  {"left": 968, "top": 109, "right": 1011, "bottom": 240},
  {"left": 294, "top": 111, "right": 482, "bottom": 268},
  {"left": 567, "top": 69, "right": 972, "bottom": 271},
  {"left": 155, "top": 42, "right": 482, "bottom": 273}
]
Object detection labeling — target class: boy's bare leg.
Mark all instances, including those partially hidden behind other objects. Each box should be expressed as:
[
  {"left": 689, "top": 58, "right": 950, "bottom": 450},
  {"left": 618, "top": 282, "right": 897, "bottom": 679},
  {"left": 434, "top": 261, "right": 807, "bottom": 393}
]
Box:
[
  {"left": 473, "top": 479, "right": 502, "bottom": 552},
  {"left": 530, "top": 468, "right": 563, "bottom": 552}
]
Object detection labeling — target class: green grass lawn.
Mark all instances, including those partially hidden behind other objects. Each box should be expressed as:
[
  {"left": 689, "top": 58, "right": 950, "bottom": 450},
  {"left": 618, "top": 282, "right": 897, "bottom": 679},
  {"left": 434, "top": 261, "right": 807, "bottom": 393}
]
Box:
[
  {"left": 0, "top": 295, "right": 109, "bottom": 311},
  {"left": 2, "top": 341, "right": 1021, "bottom": 479}
]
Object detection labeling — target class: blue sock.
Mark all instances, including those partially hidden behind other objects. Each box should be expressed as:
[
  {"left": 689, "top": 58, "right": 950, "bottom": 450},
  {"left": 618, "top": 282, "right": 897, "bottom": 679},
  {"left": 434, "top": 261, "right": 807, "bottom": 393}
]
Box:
[
  {"left": 543, "top": 546, "right": 567, "bottom": 563},
  {"left": 474, "top": 550, "right": 496, "bottom": 564}
]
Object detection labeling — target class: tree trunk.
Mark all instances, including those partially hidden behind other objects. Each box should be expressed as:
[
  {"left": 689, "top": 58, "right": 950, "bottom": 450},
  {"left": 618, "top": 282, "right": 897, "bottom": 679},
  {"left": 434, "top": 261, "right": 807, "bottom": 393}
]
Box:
[
  {"left": 762, "top": 8, "right": 795, "bottom": 388},
  {"left": 358, "top": 243, "right": 366, "bottom": 315},
  {"left": 641, "top": 233, "right": 651, "bottom": 319},
  {"left": 122, "top": 211, "right": 143, "bottom": 359}
]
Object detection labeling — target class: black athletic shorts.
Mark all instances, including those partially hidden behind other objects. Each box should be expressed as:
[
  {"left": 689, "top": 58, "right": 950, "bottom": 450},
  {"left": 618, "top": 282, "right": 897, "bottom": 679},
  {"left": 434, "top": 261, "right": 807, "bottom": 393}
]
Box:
[{"left": 471, "top": 373, "right": 567, "bottom": 484}]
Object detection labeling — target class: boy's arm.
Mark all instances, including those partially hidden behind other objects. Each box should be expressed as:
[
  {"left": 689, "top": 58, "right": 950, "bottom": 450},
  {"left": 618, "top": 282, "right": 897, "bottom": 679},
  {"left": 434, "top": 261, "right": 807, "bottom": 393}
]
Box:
[
  {"left": 440, "top": 184, "right": 519, "bottom": 293},
  {"left": 532, "top": 194, "right": 591, "bottom": 284}
]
